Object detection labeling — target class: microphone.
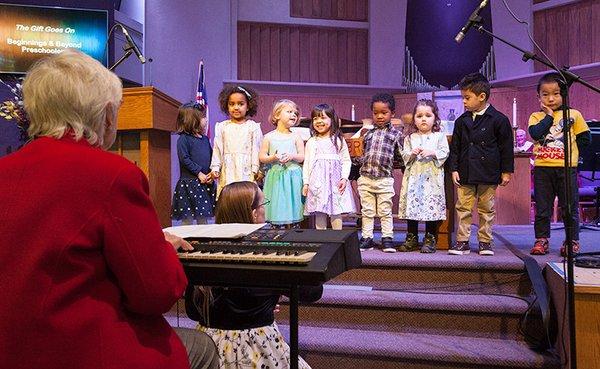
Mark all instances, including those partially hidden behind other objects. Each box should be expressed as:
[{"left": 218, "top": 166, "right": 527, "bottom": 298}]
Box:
[
  {"left": 119, "top": 24, "right": 146, "bottom": 64},
  {"left": 454, "top": 0, "right": 489, "bottom": 44}
]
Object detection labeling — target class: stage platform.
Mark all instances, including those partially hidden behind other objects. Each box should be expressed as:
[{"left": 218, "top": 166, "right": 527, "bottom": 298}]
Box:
[{"left": 166, "top": 224, "right": 599, "bottom": 369}]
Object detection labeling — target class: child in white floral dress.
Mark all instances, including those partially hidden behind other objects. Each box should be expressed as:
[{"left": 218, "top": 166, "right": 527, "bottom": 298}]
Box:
[{"left": 398, "top": 99, "right": 449, "bottom": 253}]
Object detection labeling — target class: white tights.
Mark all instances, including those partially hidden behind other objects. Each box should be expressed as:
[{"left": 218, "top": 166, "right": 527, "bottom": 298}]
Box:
[{"left": 315, "top": 213, "right": 343, "bottom": 230}]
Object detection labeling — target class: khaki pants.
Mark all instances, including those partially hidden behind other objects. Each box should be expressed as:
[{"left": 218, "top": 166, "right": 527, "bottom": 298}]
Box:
[
  {"left": 173, "top": 327, "right": 219, "bottom": 369},
  {"left": 455, "top": 184, "right": 497, "bottom": 243},
  {"left": 358, "top": 176, "right": 395, "bottom": 238}
]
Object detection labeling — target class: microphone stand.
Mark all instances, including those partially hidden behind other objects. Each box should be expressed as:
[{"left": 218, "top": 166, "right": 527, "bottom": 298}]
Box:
[
  {"left": 109, "top": 48, "right": 133, "bottom": 71},
  {"left": 107, "top": 23, "right": 142, "bottom": 71},
  {"left": 469, "top": 21, "right": 600, "bottom": 369}
]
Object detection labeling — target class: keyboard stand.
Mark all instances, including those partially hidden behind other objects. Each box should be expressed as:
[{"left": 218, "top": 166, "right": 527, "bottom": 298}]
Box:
[{"left": 289, "top": 285, "right": 299, "bottom": 369}]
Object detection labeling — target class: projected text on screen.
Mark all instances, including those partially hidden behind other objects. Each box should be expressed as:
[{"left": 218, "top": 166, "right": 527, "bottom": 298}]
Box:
[{"left": 0, "top": 4, "right": 108, "bottom": 73}]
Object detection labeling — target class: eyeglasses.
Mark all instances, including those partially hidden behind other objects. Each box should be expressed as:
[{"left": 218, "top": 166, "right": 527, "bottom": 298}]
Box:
[{"left": 253, "top": 198, "right": 270, "bottom": 209}]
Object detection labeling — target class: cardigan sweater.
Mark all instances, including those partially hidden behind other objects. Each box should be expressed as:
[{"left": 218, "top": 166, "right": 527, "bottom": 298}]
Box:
[{"left": 0, "top": 136, "right": 190, "bottom": 369}]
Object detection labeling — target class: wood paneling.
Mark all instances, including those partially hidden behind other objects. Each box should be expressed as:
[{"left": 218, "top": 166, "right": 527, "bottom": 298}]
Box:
[
  {"left": 238, "top": 22, "right": 368, "bottom": 84},
  {"left": 260, "top": 26, "right": 271, "bottom": 81},
  {"left": 533, "top": 0, "right": 600, "bottom": 72},
  {"left": 290, "top": 0, "right": 368, "bottom": 21},
  {"left": 238, "top": 23, "right": 251, "bottom": 80}
]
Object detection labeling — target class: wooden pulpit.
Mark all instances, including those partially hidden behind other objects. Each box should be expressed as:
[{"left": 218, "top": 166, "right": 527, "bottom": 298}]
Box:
[{"left": 110, "top": 86, "right": 180, "bottom": 227}]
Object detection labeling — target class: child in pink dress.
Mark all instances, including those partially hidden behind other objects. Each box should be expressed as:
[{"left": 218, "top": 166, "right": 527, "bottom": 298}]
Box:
[{"left": 302, "top": 104, "right": 355, "bottom": 229}]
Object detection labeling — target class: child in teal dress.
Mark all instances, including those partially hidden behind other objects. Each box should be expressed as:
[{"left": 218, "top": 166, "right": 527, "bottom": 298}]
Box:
[{"left": 259, "top": 99, "right": 305, "bottom": 227}]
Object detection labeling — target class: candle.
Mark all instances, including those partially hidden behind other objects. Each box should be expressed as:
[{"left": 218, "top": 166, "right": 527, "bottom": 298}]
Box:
[
  {"left": 351, "top": 104, "right": 356, "bottom": 121},
  {"left": 512, "top": 98, "right": 518, "bottom": 128}
]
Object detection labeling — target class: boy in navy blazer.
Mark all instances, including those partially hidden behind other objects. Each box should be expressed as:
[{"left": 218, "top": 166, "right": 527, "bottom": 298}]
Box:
[{"left": 449, "top": 73, "right": 514, "bottom": 256}]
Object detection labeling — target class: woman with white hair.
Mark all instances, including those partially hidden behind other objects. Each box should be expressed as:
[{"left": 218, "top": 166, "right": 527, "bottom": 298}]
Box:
[{"left": 0, "top": 49, "right": 217, "bottom": 369}]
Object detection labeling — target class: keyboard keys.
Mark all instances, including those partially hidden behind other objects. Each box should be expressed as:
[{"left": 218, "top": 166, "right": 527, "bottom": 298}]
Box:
[{"left": 179, "top": 248, "right": 316, "bottom": 265}]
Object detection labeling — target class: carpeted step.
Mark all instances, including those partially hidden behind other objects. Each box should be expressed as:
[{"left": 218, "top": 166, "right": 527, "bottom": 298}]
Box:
[
  {"left": 278, "top": 287, "right": 534, "bottom": 340},
  {"left": 359, "top": 248, "right": 526, "bottom": 270},
  {"left": 333, "top": 250, "right": 532, "bottom": 295},
  {"left": 278, "top": 325, "right": 560, "bottom": 369}
]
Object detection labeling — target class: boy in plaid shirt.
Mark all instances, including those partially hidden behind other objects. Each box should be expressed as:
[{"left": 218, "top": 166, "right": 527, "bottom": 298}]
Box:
[{"left": 357, "top": 93, "right": 404, "bottom": 252}]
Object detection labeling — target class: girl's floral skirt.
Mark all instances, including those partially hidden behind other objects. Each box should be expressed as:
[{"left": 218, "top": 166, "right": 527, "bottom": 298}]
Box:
[{"left": 197, "top": 322, "right": 311, "bottom": 369}]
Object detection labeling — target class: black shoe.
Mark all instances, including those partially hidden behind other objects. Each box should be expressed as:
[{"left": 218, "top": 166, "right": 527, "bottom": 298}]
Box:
[
  {"left": 359, "top": 237, "right": 373, "bottom": 251},
  {"left": 398, "top": 233, "right": 418, "bottom": 252},
  {"left": 478, "top": 241, "right": 494, "bottom": 256},
  {"left": 448, "top": 241, "right": 470, "bottom": 255},
  {"left": 420, "top": 233, "right": 437, "bottom": 253},
  {"left": 381, "top": 237, "right": 397, "bottom": 253}
]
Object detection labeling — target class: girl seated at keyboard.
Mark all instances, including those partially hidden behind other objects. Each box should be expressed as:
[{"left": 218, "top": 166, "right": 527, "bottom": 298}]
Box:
[{"left": 185, "top": 181, "right": 322, "bottom": 369}]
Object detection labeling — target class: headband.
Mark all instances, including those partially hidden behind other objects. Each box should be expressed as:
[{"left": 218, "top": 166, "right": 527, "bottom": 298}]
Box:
[
  {"left": 237, "top": 86, "right": 252, "bottom": 100},
  {"left": 181, "top": 101, "right": 205, "bottom": 111}
]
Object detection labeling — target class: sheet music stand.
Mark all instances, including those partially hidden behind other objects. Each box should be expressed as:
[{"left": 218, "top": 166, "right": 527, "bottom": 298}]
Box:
[
  {"left": 552, "top": 127, "right": 600, "bottom": 231},
  {"left": 575, "top": 148, "right": 600, "bottom": 266},
  {"left": 578, "top": 123, "right": 600, "bottom": 230},
  {"left": 578, "top": 153, "right": 600, "bottom": 230}
]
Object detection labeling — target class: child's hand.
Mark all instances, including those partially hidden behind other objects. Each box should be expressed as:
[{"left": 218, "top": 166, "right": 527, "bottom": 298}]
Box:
[
  {"left": 302, "top": 184, "right": 309, "bottom": 197},
  {"left": 411, "top": 147, "right": 423, "bottom": 156},
  {"left": 420, "top": 149, "right": 436, "bottom": 158},
  {"left": 198, "top": 172, "right": 208, "bottom": 183},
  {"left": 452, "top": 171, "right": 461, "bottom": 186},
  {"left": 540, "top": 103, "right": 553, "bottom": 116},
  {"left": 210, "top": 171, "right": 220, "bottom": 179},
  {"left": 254, "top": 171, "right": 265, "bottom": 183},
  {"left": 500, "top": 172, "right": 512, "bottom": 186},
  {"left": 279, "top": 152, "right": 291, "bottom": 163},
  {"left": 338, "top": 178, "right": 348, "bottom": 194}
]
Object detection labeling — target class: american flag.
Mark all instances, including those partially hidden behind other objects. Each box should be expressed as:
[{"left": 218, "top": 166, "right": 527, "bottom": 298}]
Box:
[
  {"left": 195, "top": 60, "right": 209, "bottom": 137},
  {"left": 196, "top": 60, "right": 207, "bottom": 107}
]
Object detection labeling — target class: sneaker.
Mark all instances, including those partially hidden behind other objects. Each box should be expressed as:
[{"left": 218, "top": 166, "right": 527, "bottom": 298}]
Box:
[
  {"left": 381, "top": 237, "right": 397, "bottom": 253},
  {"left": 560, "top": 240, "right": 580, "bottom": 257},
  {"left": 478, "top": 241, "right": 494, "bottom": 256},
  {"left": 530, "top": 238, "right": 549, "bottom": 255},
  {"left": 398, "top": 233, "right": 418, "bottom": 252},
  {"left": 448, "top": 241, "right": 470, "bottom": 255},
  {"left": 420, "top": 233, "right": 437, "bottom": 253},
  {"left": 359, "top": 237, "right": 373, "bottom": 251}
]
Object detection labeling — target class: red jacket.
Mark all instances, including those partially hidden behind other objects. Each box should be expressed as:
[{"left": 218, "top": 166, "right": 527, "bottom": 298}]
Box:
[{"left": 0, "top": 136, "right": 190, "bottom": 369}]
